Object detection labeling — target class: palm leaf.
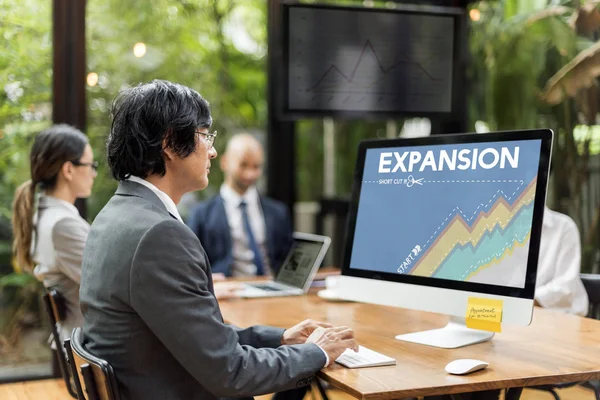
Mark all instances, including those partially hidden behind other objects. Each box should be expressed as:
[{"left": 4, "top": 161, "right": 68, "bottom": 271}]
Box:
[
  {"left": 541, "top": 40, "right": 600, "bottom": 105},
  {"left": 524, "top": 5, "right": 571, "bottom": 26},
  {"left": 570, "top": 2, "right": 600, "bottom": 35}
]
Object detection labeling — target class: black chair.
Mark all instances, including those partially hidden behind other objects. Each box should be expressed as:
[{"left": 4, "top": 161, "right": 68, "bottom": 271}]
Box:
[
  {"left": 581, "top": 273, "right": 600, "bottom": 319},
  {"left": 580, "top": 273, "right": 600, "bottom": 400},
  {"left": 527, "top": 273, "right": 600, "bottom": 400},
  {"left": 66, "top": 326, "right": 120, "bottom": 400},
  {"left": 42, "top": 289, "right": 77, "bottom": 398}
]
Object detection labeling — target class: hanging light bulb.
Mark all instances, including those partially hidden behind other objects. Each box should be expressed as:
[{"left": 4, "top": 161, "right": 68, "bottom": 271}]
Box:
[{"left": 133, "top": 42, "right": 147, "bottom": 58}]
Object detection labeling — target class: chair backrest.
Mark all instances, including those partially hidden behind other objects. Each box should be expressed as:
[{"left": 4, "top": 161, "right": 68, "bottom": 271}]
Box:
[
  {"left": 48, "top": 289, "right": 67, "bottom": 321},
  {"left": 580, "top": 273, "right": 600, "bottom": 320},
  {"left": 69, "top": 327, "right": 120, "bottom": 400},
  {"left": 42, "top": 289, "right": 77, "bottom": 398}
]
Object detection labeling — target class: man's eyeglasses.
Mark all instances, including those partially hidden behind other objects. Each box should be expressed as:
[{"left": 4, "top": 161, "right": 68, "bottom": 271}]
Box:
[
  {"left": 196, "top": 130, "right": 217, "bottom": 148},
  {"left": 71, "top": 160, "right": 99, "bottom": 171}
]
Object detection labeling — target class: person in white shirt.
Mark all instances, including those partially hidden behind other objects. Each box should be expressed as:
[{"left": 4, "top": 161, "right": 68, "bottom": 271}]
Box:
[
  {"left": 187, "top": 133, "right": 293, "bottom": 279},
  {"left": 12, "top": 124, "right": 97, "bottom": 343},
  {"left": 535, "top": 207, "right": 589, "bottom": 316}
]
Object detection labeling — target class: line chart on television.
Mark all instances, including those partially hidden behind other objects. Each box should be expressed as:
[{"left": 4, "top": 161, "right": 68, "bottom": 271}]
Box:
[{"left": 287, "top": 6, "right": 455, "bottom": 112}]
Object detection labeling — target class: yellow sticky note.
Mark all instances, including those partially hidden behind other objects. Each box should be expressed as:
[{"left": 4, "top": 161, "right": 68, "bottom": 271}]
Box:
[{"left": 465, "top": 297, "right": 503, "bottom": 333}]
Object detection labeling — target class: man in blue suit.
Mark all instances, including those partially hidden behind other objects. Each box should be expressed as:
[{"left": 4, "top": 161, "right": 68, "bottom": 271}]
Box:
[{"left": 187, "top": 133, "right": 293, "bottom": 277}]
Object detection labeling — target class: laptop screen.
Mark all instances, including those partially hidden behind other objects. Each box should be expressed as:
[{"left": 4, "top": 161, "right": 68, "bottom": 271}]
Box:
[{"left": 276, "top": 235, "right": 330, "bottom": 289}]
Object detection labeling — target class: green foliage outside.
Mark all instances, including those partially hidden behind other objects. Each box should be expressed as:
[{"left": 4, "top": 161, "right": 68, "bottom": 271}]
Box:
[
  {"left": 84, "top": 0, "right": 273, "bottom": 217},
  {"left": 0, "top": 0, "right": 53, "bottom": 367},
  {"left": 0, "top": 0, "right": 52, "bottom": 231}
]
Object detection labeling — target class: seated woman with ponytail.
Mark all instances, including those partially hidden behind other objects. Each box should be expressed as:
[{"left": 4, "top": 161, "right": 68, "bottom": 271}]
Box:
[{"left": 12, "top": 124, "right": 97, "bottom": 343}]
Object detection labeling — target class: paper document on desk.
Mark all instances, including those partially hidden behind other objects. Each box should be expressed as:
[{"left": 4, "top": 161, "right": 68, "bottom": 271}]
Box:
[{"left": 335, "top": 345, "right": 396, "bottom": 368}]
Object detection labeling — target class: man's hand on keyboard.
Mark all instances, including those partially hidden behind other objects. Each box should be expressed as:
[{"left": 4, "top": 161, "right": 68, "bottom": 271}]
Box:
[
  {"left": 281, "top": 319, "right": 334, "bottom": 345},
  {"left": 306, "top": 326, "right": 359, "bottom": 367}
]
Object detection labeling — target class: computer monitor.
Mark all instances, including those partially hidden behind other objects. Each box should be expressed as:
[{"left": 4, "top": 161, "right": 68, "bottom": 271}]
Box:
[
  {"left": 337, "top": 129, "right": 553, "bottom": 348},
  {"left": 280, "top": 2, "right": 465, "bottom": 119}
]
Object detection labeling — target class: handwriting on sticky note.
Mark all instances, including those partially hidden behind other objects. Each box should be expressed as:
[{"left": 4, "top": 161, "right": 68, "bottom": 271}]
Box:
[
  {"left": 465, "top": 298, "right": 503, "bottom": 332},
  {"left": 468, "top": 305, "right": 501, "bottom": 322}
]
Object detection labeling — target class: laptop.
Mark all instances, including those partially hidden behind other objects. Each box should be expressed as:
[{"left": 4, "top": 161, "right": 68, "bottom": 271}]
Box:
[{"left": 239, "top": 232, "right": 331, "bottom": 298}]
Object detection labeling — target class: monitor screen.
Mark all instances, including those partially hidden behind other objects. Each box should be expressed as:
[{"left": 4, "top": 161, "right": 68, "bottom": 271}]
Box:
[
  {"left": 351, "top": 140, "right": 540, "bottom": 289},
  {"left": 277, "top": 238, "right": 328, "bottom": 289},
  {"left": 342, "top": 130, "right": 553, "bottom": 301},
  {"left": 282, "top": 3, "right": 463, "bottom": 117}
]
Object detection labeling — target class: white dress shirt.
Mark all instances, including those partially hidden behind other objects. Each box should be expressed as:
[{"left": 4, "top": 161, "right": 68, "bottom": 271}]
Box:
[
  {"left": 220, "top": 184, "right": 271, "bottom": 277},
  {"left": 128, "top": 176, "right": 183, "bottom": 222},
  {"left": 536, "top": 207, "right": 589, "bottom": 316}
]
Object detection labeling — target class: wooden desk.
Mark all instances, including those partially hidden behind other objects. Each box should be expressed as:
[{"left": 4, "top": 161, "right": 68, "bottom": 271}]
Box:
[{"left": 219, "top": 293, "right": 600, "bottom": 399}]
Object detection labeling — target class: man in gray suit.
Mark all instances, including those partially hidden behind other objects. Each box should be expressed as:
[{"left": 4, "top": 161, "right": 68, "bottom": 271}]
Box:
[{"left": 79, "top": 80, "right": 357, "bottom": 400}]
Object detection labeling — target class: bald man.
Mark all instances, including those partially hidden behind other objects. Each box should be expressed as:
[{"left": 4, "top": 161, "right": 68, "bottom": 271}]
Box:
[{"left": 187, "top": 133, "right": 293, "bottom": 277}]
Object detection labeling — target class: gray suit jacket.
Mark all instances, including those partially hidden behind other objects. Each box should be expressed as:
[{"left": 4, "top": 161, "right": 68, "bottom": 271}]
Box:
[{"left": 80, "top": 181, "right": 325, "bottom": 400}]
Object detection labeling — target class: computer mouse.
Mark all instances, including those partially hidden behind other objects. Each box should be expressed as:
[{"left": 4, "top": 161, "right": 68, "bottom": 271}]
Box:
[{"left": 445, "top": 359, "right": 489, "bottom": 375}]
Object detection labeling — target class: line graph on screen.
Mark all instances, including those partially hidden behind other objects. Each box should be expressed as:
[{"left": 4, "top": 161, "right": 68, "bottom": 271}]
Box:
[
  {"left": 305, "top": 40, "right": 442, "bottom": 97},
  {"left": 287, "top": 6, "right": 456, "bottom": 112}
]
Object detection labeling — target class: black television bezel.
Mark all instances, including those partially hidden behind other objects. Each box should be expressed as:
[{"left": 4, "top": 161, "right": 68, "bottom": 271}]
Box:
[
  {"left": 340, "top": 129, "right": 554, "bottom": 300},
  {"left": 278, "top": 1, "right": 467, "bottom": 120}
]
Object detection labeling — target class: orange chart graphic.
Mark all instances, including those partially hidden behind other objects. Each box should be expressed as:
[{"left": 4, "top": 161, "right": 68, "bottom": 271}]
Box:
[{"left": 408, "top": 178, "right": 537, "bottom": 278}]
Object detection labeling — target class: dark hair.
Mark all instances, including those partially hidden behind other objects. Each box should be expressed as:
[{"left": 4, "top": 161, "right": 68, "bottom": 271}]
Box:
[
  {"left": 107, "top": 79, "right": 212, "bottom": 180},
  {"left": 12, "top": 124, "right": 88, "bottom": 272}
]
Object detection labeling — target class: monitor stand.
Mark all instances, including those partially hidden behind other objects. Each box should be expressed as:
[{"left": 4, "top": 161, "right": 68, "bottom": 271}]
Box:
[{"left": 395, "top": 316, "right": 494, "bottom": 349}]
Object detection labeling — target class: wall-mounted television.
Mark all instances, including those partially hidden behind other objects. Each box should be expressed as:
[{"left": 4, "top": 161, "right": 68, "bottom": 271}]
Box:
[{"left": 279, "top": 2, "right": 466, "bottom": 119}]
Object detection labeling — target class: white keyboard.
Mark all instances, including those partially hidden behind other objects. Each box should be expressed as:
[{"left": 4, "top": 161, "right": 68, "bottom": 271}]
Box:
[{"left": 335, "top": 345, "right": 396, "bottom": 369}]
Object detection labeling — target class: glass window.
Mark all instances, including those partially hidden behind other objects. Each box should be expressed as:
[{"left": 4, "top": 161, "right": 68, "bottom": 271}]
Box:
[
  {"left": 86, "top": 0, "right": 268, "bottom": 219},
  {"left": 0, "top": 0, "right": 53, "bottom": 382}
]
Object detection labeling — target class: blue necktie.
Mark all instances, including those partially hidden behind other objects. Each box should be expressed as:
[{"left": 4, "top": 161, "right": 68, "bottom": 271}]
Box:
[{"left": 239, "top": 201, "right": 265, "bottom": 276}]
